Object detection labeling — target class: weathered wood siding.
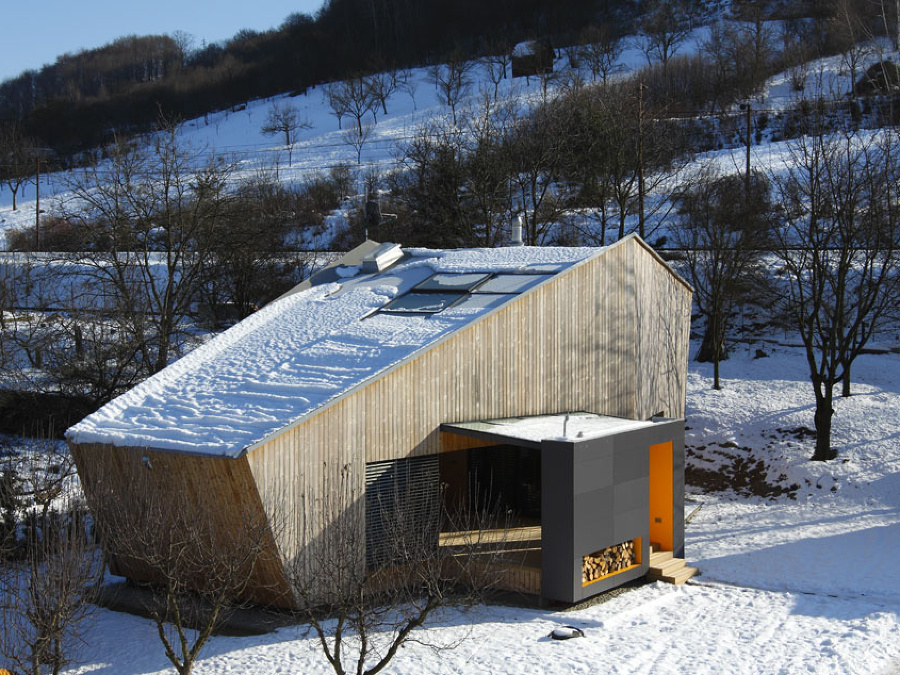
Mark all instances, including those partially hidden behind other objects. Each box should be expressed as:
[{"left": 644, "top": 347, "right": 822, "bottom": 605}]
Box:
[
  {"left": 631, "top": 239, "right": 693, "bottom": 420},
  {"left": 246, "top": 236, "right": 692, "bottom": 568},
  {"left": 70, "top": 443, "right": 292, "bottom": 606}
]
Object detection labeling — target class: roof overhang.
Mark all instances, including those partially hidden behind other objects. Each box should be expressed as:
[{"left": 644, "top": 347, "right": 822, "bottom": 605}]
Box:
[{"left": 441, "top": 412, "right": 666, "bottom": 449}]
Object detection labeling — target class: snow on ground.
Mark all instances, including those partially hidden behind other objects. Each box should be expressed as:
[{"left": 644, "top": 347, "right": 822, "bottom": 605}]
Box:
[
  {"left": 62, "top": 583, "right": 900, "bottom": 675},
  {"left": 57, "top": 342, "right": 900, "bottom": 674}
]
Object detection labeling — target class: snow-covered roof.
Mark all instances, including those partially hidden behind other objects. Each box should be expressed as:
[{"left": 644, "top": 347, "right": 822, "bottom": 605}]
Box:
[
  {"left": 512, "top": 40, "right": 545, "bottom": 58},
  {"left": 66, "top": 245, "right": 603, "bottom": 458},
  {"left": 443, "top": 412, "right": 658, "bottom": 448}
]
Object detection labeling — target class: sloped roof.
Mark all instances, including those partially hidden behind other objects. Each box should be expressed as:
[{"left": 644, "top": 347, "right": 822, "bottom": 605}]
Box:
[{"left": 66, "top": 245, "right": 604, "bottom": 458}]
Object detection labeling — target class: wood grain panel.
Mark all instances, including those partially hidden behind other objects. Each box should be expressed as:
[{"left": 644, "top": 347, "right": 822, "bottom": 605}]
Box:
[{"left": 69, "top": 443, "right": 292, "bottom": 606}]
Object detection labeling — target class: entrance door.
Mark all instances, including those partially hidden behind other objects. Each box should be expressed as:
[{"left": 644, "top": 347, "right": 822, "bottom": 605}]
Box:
[{"left": 648, "top": 441, "right": 673, "bottom": 551}]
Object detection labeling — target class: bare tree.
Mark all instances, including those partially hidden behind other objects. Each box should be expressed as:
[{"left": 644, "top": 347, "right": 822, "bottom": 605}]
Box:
[
  {"left": 325, "top": 77, "right": 378, "bottom": 135},
  {"left": 288, "top": 464, "right": 512, "bottom": 675},
  {"left": 87, "top": 467, "right": 279, "bottom": 675},
  {"left": 506, "top": 103, "right": 567, "bottom": 244},
  {"left": 580, "top": 24, "right": 623, "bottom": 84},
  {"left": 638, "top": 0, "right": 693, "bottom": 68},
  {"left": 482, "top": 46, "right": 512, "bottom": 100},
  {"left": 0, "top": 443, "right": 100, "bottom": 675},
  {"left": 428, "top": 54, "right": 474, "bottom": 126},
  {"left": 261, "top": 100, "right": 312, "bottom": 166},
  {"left": 674, "top": 168, "right": 771, "bottom": 389},
  {"left": 58, "top": 121, "right": 235, "bottom": 375},
  {"left": 344, "top": 123, "right": 374, "bottom": 165},
  {"left": 365, "top": 70, "right": 399, "bottom": 117},
  {"left": 325, "top": 83, "right": 352, "bottom": 130},
  {"left": 770, "top": 127, "right": 900, "bottom": 460},
  {"left": 702, "top": 17, "right": 774, "bottom": 107},
  {"left": 462, "top": 97, "right": 516, "bottom": 246},
  {"left": 0, "top": 121, "right": 36, "bottom": 212},
  {"left": 396, "top": 69, "right": 419, "bottom": 109},
  {"left": 169, "top": 30, "right": 195, "bottom": 68}
]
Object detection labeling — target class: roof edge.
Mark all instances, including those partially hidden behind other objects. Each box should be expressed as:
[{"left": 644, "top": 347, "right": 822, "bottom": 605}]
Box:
[{"left": 610, "top": 233, "right": 694, "bottom": 293}]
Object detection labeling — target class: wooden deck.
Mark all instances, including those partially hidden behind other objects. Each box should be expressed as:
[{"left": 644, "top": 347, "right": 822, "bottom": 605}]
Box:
[
  {"left": 439, "top": 525, "right": 541, "bottom": 547},
  {"left": 440, "top": 526, "right": 542, "bottom": 595}
]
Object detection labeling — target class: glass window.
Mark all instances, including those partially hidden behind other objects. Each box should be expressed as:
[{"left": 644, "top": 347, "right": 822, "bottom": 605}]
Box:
[
  {"left": 448, "top": 293, "right": 518, "bottom": 312},
  {"left": 380, "top": 292, "right": 464, "bottom": 314},
  {"left": 473, "top": 274, "right": 553, "bottom": 294},
  {"left": 413, "top": 273, "right": 491, "bottom": 292}
]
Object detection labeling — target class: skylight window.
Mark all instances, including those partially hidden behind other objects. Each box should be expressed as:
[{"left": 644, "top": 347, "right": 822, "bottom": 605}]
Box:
[
  {"left": 473, "top": 274, "right": 553, "bottom": 294},
  {"left": 413, "top": 273, "right": 491, "bottom": 292},
  {"left": 375, "top": 271, "right": 556, "bottom": 318},
  {"left": 450, "top": 293, "right": 518, "bottom": 311},
  {"left": 380, "top": 292, "right": 464, "bottom": 314}
]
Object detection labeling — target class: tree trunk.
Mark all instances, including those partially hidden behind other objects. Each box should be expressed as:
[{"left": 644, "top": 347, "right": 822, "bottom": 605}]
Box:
[
  {"left": 695, "top": 319, "right": 728, "bottom": 368},
  {"left": 842, "top": 362, "right": 851, "bottom": 398},
  {"left": 812, "top": 390, "right": 836, "bottom": 461}
]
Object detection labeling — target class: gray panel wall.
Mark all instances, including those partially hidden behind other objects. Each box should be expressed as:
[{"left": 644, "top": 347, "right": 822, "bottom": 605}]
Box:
[{"left": 539, "top": 418, "right": 684, "bottom": 603}]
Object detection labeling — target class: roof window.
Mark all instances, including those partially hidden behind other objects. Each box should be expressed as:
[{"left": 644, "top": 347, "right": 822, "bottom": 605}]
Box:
[{"left": 376, "top": 271, "right": 552, "bottom": 316}]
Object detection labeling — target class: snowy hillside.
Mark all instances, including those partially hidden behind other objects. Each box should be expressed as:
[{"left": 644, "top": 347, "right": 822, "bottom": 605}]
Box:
[{"left": 2, "top": 28, "right": 897, "bottom": 250}]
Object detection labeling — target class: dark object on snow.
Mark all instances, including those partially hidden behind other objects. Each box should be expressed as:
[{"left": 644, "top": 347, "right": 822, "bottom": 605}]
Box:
[
  {"left": 754, "top": 349, "right": 769, "bottom": 359},
  {"left": 364, "top": 199, "right": 397, "bottom": 232},
  {"left": 550, "top": 625, "right": 585, "bottom": 640},
  {"left": 365, "top": 200, "right": 382, "bottom": 232},
  {"left": 854, "top": 61, "right": 900, "bottom": 96}
]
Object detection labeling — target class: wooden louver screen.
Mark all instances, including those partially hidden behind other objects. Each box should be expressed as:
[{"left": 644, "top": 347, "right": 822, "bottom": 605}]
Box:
[{"left": 365, "top": 455, "right": 440, "bottom": 569}]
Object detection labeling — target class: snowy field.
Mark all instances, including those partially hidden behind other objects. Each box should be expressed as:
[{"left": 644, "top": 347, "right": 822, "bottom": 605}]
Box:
[{"left": 54, "top": 342, "right": 900, "bottom": 675}]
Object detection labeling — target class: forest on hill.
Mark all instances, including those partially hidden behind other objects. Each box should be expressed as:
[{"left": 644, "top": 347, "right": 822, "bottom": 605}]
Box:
[
  {"left": 0, "top": 0, "right": 863, "bottom": 157},
  {"left": 0, "top": 0, "right": 634, "bottom": 154}
]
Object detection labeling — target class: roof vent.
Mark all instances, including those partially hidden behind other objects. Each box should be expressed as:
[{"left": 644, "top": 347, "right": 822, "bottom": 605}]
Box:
[{"left": 361, "top": 243, "right": 404, "bottom": 273}]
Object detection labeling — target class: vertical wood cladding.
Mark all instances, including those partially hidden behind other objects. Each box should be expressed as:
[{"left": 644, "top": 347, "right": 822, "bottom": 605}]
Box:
[{"left": 69, "top": 443, "right": 292, "bottom": 606}]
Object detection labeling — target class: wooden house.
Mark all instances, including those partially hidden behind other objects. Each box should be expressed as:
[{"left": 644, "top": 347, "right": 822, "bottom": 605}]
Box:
[
  {"left": 511, "top": 39, "right": 554, "bottom": 79},
  {"left": 67, "top": 235, "right": 693, "bottom": 606}
]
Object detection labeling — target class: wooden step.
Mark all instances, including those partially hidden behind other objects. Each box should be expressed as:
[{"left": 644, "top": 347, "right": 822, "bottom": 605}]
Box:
[
  {"left": 652, "top": 565, "right": 697, "bottom": 585},
  {"left": 649, "top": 557, "right": 684, "bottom": 576},
  {"left": 646, "top": 548, "right": 698, "bottom": 585},
  {"left": 647, "top": 565, "right": 697, "bottom": 586},
  {"left": 649, "top": 550, "right": 673, "bottom": 566}
]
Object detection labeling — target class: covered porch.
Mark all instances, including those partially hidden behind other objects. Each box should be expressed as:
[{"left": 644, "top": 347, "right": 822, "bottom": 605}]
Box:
[{"left": 438, "top": 413, "right": 685, "bottom": 603}]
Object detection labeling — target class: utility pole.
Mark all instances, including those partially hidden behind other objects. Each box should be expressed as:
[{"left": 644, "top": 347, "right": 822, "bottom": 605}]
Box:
[
  {"left": 34, "top": 156, "right": 40, "bottom": 250},
  {"left": 740, "top": 101, "right": 751, "bottom": 196}
]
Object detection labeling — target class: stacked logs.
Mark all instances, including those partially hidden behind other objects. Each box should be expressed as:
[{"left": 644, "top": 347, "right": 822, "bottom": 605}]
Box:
[{"left": 582, "top": 540, "right": 636, "bottom": 584}]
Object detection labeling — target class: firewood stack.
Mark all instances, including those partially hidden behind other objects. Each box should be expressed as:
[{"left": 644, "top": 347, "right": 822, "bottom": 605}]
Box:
[{"left": 582, "top": 540, "right": 636, "bottom": 584}]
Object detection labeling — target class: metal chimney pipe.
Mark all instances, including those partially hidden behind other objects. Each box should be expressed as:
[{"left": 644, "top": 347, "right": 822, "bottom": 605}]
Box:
[{"left": 511, "top": 214, "right": 524, "bottom": 246}]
